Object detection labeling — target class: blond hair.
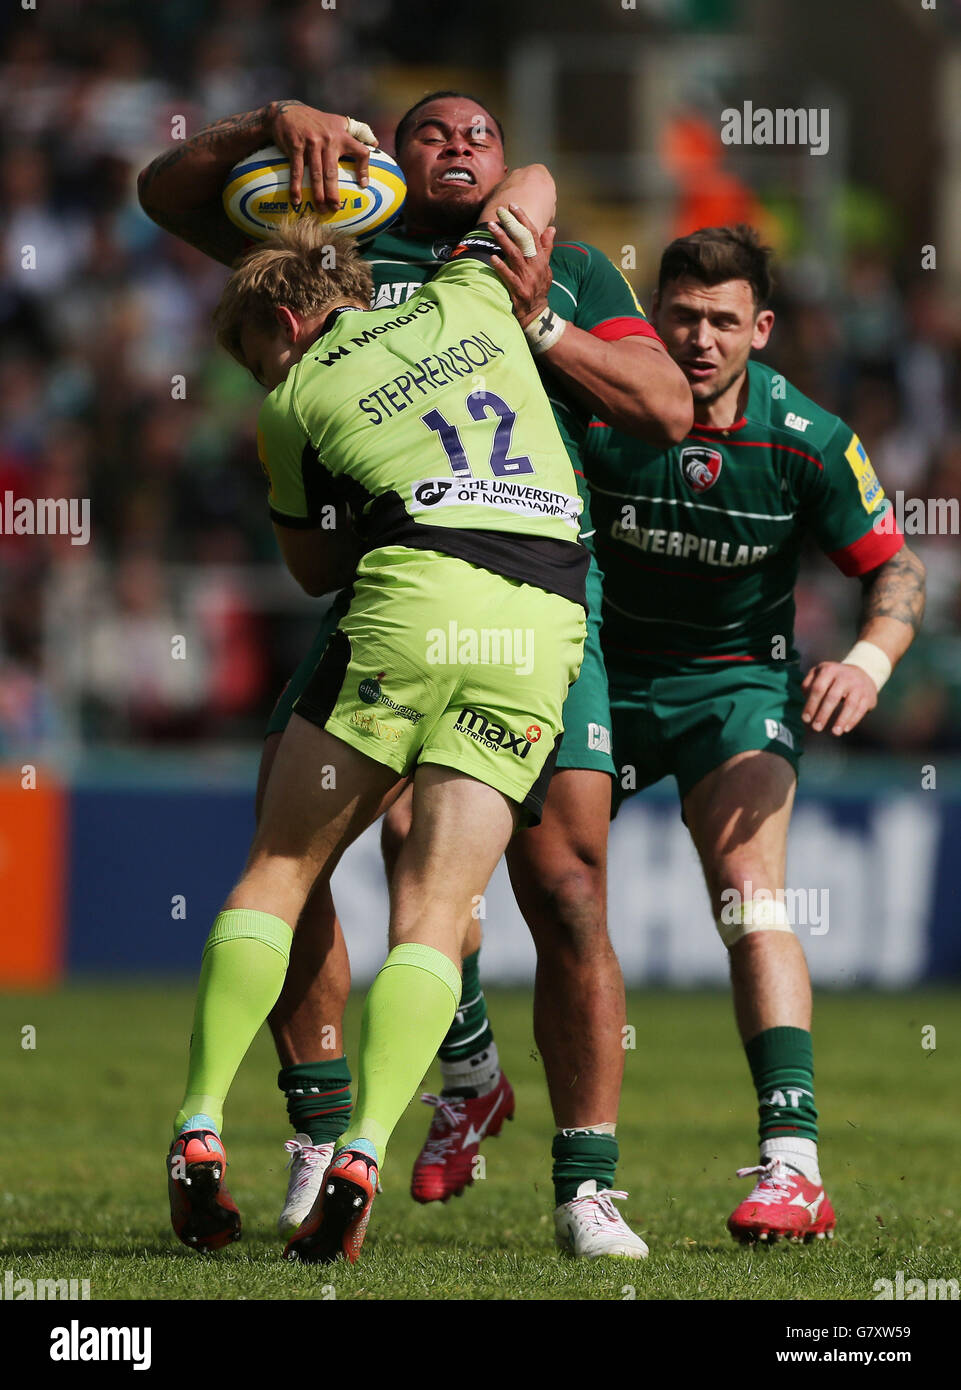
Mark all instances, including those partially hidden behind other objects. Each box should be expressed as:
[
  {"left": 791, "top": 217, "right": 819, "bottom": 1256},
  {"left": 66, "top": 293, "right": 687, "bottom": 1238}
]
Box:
[{"left": 213, "top": 217, "right": 374, "bottom": 365}]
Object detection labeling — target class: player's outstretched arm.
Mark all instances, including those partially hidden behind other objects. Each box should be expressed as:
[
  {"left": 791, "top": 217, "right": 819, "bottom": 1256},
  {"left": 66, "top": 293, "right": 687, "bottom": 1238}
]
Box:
[
  {"left": 137, "top": 101, "right": 376, "bottom": 266},
  {"left": 478, "top": 164, "right": 557, "bottom": 237},
  {"left": 485, "top": 203, "right": 692, "bottom": 446},
  {"left": 801, "top": 543, "right": 926, "bottom": 735}
]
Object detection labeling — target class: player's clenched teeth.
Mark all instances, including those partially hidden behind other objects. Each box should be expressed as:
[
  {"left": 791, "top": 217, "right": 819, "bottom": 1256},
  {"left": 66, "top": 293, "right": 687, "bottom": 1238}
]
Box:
[{"left": 439, "top": 168, "right": 475, "bottom": 185}]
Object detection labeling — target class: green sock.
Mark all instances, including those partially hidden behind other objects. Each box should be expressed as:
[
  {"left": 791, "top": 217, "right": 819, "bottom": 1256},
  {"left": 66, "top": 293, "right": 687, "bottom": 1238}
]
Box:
[
  {"left": 339, "top": 943, "right": 461, "bottom": 1166},
  {"left": 174, "top": 908, "right": 292, "bottom": 1136},
  {"left": 278, "top": 1058, "right": 352, "bottom": 1144},
  {"left": 552, "top": 1130, "right": 620, "bottom": 1206},
  {"left": 439, "top": 950, "right": 494, "bottom": 1062},
  {"left": 438, "top": 949, "right": 499, "bottom": 1095},
  {"left": 745, "top": 1026, "right": 818, "bottom": 1145}
]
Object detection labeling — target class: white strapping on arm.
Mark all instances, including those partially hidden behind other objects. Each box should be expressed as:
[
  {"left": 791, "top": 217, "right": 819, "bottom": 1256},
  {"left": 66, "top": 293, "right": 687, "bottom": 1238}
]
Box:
[{"left": 841, "top": 639, "right": 892, "bottom": 691}]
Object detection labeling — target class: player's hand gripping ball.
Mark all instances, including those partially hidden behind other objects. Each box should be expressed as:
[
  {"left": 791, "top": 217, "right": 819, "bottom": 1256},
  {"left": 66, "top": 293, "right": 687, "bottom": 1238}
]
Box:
[{"left": 223, "top": 143, "right": 406, "bottom": 246}]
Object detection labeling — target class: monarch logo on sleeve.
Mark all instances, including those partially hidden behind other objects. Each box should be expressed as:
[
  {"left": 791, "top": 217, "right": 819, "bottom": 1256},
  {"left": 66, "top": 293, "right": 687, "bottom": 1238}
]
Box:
[{"left": 845, "top": 434, "right": 884, "bottom": 512}]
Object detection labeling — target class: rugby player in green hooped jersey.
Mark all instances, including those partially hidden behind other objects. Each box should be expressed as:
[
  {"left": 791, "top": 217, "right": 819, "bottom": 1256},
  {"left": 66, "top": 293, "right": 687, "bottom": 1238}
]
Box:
[
  {"left": 586, "top": 225, "right": 927, "bottom": 1244},
  {"left": 164, "top": 163, "right": 605, "bottom": 1266},
  {"left": 138, "top": 93, "right": 691, "bottom": 1259}
]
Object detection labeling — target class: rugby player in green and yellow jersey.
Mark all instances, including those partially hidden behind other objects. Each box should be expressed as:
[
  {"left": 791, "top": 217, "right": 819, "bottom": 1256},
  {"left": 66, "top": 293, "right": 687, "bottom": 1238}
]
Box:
[
  {"left": 139, "top": 92, "right": 691, "bottom": 1259},
  {"left": 585, "top": 225, "right": 926, "bottom": 1243},
  {"left": 166, "top": 164, "right": 602, "bottom": 1265}
]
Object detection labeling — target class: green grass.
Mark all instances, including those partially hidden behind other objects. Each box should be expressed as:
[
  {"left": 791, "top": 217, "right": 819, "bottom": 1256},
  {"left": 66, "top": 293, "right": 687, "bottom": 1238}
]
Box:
[{"left": 1, "top": 984, "right": 958, "bottom": 1300}]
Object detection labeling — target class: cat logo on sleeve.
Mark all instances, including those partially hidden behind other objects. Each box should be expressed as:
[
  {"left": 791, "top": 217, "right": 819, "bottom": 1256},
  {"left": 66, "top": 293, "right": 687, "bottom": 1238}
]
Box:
[{"left": 844, "top": 433, "right": 884, "bottom": 512}]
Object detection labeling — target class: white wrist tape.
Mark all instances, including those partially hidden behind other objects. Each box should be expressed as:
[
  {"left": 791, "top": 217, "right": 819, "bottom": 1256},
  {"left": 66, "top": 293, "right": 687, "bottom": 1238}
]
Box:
[
  {"left": 345, "top": 117, "right": 377, "bottom": 147},
  {"left": 524, "top": 306, "right": 567, "bottom": 355},
  {"left": 496, "top": 205, "right": 537, "bottom": 257},
  {"left": 841, "top": 640, "right": 892, "bottom": 692}
]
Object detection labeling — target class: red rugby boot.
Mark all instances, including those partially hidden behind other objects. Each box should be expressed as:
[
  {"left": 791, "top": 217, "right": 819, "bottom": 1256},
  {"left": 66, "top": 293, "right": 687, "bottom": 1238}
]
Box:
[
  {"left": 167, "top": 1126, "right": 241, "bottom": 1252},
  {"left": 283, "top": 1142, "right": 378, "bottom": 1266},
  {"left": 728, "top": 1156, "right": 836, "bottom": 1243},
  {"left": 411, "top": 1072, "right": 515, "bottom": 1204}
]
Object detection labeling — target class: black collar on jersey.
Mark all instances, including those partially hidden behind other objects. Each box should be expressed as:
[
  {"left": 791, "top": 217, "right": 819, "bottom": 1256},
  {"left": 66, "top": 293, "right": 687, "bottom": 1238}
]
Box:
[{"left": 317, "top": 304, "right": 364, "bottom": 338}]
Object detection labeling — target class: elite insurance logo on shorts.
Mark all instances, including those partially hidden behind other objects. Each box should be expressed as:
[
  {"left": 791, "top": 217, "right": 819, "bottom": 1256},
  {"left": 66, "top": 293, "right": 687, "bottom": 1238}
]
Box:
[
  {"left": 357, "top": 674, "right": 425, "bottom": 724},
  {"left": 454, "top": 708, "right": 542, "bottom": 758}
]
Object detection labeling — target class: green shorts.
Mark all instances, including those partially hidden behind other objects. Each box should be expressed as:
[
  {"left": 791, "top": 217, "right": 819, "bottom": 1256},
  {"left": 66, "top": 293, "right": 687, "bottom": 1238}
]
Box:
[
  {"left": 267, "top": 551, "right": 615, "bottom": 778},
  {"left": 608, "top": 661, "right": 805, "bottom": 813},
  {"left": 289, "top": 546, "right": 586, "bottom": 822},
  {"left": 554, "top": 555, "right": 615, "bottom": 776}
]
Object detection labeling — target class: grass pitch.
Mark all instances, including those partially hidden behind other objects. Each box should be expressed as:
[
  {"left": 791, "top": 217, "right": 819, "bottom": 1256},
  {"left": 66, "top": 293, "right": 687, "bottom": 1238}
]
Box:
[{"left": 1, "top": 984, "right": 958, "bottom": 1301}]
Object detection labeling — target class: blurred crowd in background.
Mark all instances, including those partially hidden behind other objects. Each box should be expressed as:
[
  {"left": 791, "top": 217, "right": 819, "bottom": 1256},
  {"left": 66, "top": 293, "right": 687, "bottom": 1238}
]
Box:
[{"left": 1, "top": 0, "right": 959, "bottom": 761}]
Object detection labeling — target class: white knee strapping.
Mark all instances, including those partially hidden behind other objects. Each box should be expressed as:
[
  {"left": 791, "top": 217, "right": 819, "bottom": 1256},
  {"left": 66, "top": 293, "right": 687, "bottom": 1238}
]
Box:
[{"left": 716, "top": 896, "right": 794, "bottom": 949}]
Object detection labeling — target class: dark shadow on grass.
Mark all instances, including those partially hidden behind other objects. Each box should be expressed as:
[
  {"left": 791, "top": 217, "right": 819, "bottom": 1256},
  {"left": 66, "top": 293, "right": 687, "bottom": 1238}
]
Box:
[{"left": 4, "top": 1233, "right": 175, "bottom": 1258}]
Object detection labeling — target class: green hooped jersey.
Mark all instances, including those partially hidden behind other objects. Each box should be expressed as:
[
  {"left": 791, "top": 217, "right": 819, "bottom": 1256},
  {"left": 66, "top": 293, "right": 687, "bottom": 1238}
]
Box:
[
  {"left": 262, "top": 224, "right": 658, "bottom": 554},
  {"left": 586, "top": 359, "right": 905, "bottom": 674},
  {"left": 260, "top": 237, "right": 592, "bottom": 603}
]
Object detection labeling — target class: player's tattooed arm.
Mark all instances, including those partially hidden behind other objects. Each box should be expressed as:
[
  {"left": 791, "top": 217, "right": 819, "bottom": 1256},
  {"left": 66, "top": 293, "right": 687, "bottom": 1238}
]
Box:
[
  {"left": 801, "top": 543, "right": 925, "bottom": 736},
  {"left": 137, "top": 103, "right": 292, "bottom": 265},
  {"left": 137, "top": 101, "right": 374, "bottom": 266},
  {"left": 858, "top": 543, "right": 927, "bottom": 655}
]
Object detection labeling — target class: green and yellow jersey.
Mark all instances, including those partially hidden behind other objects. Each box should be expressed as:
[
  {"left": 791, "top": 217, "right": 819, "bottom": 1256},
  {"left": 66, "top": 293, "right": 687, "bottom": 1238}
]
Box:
[
  {"left": 260, "top": 224, "right": 657, "bottom": 770},
  {"left": 258, "top": 240, "right": 589, "bottom": 604},
  {"left": 586, "top": 359, "right": 905, "bottom": 675},
  {"left": 349, "top": 227, "right": 658, "bottom": 550}
]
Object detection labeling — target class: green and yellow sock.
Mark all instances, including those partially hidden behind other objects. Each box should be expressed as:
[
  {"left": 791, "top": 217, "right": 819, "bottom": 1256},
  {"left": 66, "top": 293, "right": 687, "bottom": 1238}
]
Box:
[
  {"left": 174, "top": 908, "right": 292, "bottom": 1136},
  {"left": 339, "top": 943, "right": 461, "bottom": 1166}
]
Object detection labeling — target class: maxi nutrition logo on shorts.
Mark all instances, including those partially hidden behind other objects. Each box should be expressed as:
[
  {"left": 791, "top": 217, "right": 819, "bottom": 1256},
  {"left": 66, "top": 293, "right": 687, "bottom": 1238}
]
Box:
[
  {"left": 454, "top": 708, "right": 542, "bottom": 757},
  {"left": 0, "top": 492, "right": 91, "bottom": 544}
]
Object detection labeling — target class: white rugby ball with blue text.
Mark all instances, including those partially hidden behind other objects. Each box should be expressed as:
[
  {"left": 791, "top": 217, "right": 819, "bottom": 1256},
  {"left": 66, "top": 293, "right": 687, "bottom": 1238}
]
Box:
[{"left": 222, "top": 144, "right": 406, "bottom": 244}]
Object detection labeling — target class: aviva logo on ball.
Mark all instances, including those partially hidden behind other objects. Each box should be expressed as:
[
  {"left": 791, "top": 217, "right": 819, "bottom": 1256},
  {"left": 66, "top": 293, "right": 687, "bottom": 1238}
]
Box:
[{"left": 223, "top": 144, "right": 406, "bottom": 244}]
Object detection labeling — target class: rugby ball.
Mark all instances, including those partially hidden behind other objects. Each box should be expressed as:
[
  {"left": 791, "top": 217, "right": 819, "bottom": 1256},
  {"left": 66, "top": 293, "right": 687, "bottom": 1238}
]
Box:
[{"left": 222, "top": 144, "right": 406, "bottom": 245}]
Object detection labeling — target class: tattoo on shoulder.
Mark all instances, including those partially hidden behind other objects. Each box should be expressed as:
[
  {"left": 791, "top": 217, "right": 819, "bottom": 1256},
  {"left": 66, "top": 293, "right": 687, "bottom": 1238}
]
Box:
[
  {"left": 137, "top": 102, "right": 306, "bottom": 264},
  {"left": 862, "top": 546, "right": 926, "bottom": 636},
  {"left": 138, "top": 103, "right": 302, "bottom": 201},
  {"left": 137, "top": 143, "right": 190, "bottom": 190}
]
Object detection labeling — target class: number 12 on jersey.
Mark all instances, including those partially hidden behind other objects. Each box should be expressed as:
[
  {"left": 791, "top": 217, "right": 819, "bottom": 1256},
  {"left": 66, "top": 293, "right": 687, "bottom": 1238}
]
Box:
[{"left": 422, "top": 389, "right": 534, "bottom": 478}]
